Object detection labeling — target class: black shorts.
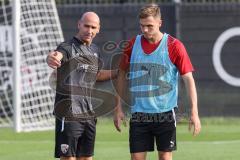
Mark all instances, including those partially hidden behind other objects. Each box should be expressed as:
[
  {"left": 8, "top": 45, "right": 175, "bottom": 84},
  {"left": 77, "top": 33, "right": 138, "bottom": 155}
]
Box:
[
  {"left": 55, "top": 118, "right": 97, "bottom": 158},
  {"left": 129, "top": 109, "right": 177, "bottom": 153}
]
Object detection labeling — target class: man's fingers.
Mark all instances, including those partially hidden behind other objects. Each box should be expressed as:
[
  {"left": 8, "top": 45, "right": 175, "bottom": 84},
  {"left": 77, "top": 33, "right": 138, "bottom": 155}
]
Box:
[
  {"left": 189, "top": 118, "right": 201, "bottom": 136},
  {"left": 49, "top": 51, "right": 58, "bottom": 56},
  {"left": 48, "top": 62, "right": 59, "bottom": 69},
  {"left": 53, "top": 51, "right": 58, "bottom": 56},
  {"left": 193, "top": 129, "right": 199, "bottom": 136},
  {"left": 47, "top": 51, "right": 62, "bottom": 68},
  {"left": 48, "top": 58, "right": 61, "bottom": 68},
  {"left": 193, "top": 129, "right": 198, "bottom": 136},
  {"left": 114, "top": 119, "right": 121, "bottom": 132},
  {"left": 117, "top": 119, "right": 122, "bottom": 132},
  {"left": 49, "top": 64, "right": 57, "bottom": 69},
  {"left": 116, "top": 125, "right": 121, "bottom": 132},
  {"left": 193, "top": 123, "right": 201, "bottom": 136}
]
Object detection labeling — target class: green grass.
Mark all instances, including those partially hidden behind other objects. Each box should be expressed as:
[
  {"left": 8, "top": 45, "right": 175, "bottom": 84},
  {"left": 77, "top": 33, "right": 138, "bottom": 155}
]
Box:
[{"left": 0, "top": 118, "right": 240, "bottom": 160}]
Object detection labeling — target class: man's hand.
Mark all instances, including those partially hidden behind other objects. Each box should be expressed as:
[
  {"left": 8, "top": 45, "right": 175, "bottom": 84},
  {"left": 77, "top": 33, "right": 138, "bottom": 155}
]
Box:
[
  {"left": 189, "top": 112, "right": 201, "bottom": 136},
  {"left": 46, "top": 51, "right": 63, "bottom": 69},
  {"left": 113, "top": 105, "right": 126, "bottom": 132}
]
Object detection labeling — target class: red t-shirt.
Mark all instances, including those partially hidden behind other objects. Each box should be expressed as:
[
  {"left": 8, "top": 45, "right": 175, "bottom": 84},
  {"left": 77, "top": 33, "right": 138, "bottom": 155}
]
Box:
[{"left": 119, "top": 35, "right": 194, "bottom": 75}]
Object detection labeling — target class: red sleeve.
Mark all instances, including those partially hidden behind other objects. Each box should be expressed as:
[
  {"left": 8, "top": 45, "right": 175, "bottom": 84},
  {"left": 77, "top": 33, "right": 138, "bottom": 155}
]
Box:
[
  {"left": 168, "top": 36, "right": 194, "bottom": 75},
  {"left": 119, "top": 37, "right": 136, "bottom": 71}
]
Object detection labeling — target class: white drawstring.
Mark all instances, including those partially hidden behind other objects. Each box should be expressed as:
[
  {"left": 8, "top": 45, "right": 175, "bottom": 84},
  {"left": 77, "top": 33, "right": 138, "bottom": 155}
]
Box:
[
  {"left": 61, "top": 117, "right": 65, "bottom": 132},
  {"left": 172, "top": 109, "right": 176, "bottom": 127}
]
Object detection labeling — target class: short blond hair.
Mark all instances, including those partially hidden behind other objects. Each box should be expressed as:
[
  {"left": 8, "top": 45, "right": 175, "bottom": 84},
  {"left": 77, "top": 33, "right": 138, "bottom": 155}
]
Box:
[{"left": 138, "top": 4, "right": 161, "bottom": 19}]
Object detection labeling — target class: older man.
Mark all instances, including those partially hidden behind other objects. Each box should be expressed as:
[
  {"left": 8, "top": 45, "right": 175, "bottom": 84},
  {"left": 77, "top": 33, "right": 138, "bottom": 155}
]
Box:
[{"left": 47, "top": 12, "right": 117, "bottom": 160}]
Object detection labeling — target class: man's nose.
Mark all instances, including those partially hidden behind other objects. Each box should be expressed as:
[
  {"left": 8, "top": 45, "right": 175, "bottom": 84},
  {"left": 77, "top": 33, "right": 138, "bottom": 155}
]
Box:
[
  {"left": 86, "top": 27, "right": 92, "bottom": 33},
  {"left": 142, "top": 27, "right": 148, "bottom": 33}
]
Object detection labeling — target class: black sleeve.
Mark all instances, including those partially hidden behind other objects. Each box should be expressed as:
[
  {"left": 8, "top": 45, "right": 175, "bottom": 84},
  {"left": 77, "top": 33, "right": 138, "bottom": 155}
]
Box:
[{"left": 55, "top": 42, "right": 70, "bottom": 64}]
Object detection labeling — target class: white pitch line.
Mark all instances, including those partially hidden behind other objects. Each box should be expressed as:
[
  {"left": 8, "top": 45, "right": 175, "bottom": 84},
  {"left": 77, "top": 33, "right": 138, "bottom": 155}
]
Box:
[
  {"left": 0, "top": 140, "right": 52, "bottom": 143},
  {"left": 179, "top": 140, "right": 240, "bottom": 144}
]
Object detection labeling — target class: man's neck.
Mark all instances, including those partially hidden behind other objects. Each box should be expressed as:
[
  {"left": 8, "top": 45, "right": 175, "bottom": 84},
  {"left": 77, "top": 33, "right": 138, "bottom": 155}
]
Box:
[
  {"left": 75, "top": 34, "right": 91, "bottom": 46},
  {"left": 146, "top": 32, "right": 163, "bottom": 44}
]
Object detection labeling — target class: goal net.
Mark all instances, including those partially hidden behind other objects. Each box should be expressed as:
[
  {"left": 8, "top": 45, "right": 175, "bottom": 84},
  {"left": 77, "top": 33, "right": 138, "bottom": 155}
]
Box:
[{"left": 0, "top": 0, "right": 64, "bottom": 132}]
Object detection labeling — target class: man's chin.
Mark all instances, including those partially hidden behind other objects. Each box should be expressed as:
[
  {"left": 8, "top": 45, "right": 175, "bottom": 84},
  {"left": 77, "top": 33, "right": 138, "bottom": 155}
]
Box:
[
  {"left": 82, "top": 39, "right": 92, "bottom": 45},
  {"left": 143, "top": 35, "right": 152, "bottom": 40}
]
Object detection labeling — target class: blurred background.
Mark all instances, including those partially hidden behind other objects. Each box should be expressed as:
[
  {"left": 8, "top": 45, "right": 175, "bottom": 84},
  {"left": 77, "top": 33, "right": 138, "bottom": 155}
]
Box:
[{"left": 0, "top": 0, "right": 240, "bottom": 159}]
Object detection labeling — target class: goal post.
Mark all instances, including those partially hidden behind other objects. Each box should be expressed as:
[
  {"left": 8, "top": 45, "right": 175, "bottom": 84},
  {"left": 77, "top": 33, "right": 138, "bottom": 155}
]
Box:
[
  {"left": 12, "top": 0, "right": 21, "bottom": 132},
  {"left": 0, "top": 0, "right": 64, "bottom": 132}
]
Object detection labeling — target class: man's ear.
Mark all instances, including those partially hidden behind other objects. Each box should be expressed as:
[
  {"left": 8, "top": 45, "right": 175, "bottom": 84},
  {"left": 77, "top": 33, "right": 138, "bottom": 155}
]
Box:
[
  {"left": 159, "top": 19, "right": 162, "bottom": 28},
  {"left": 97, "top": 25, "right": 100, "bottom": 34},
  {"left": 77, "top": 20, "right": 81, "bottom": 30}
]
